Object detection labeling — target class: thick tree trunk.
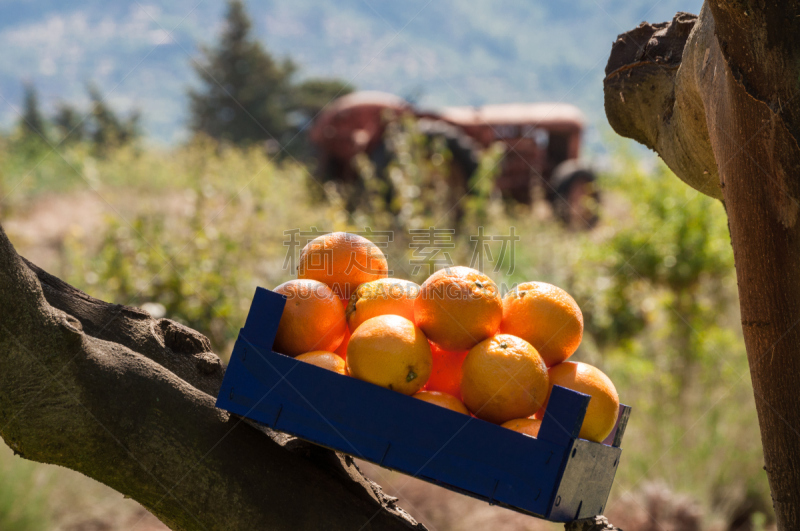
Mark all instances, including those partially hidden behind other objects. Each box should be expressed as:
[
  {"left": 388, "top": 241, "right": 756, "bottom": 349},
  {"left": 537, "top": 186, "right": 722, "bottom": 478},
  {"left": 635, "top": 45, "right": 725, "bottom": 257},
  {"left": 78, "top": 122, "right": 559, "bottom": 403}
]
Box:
[
  {"left": 0, "top": 225, "right": 424, "bottom": 531},
  {"left": 604, "top": 4, "right": 800, "bottom": 529}
]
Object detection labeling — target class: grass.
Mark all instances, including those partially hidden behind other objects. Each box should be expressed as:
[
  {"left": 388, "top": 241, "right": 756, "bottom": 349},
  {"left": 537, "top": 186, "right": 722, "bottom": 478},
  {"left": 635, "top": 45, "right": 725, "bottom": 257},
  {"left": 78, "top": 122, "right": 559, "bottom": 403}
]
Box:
[
  {"left": 0, "top": 445, "right": 49, "bottom": 531},
  {"left": 0, "top": 136, "right": 772, "bottom": 530}
]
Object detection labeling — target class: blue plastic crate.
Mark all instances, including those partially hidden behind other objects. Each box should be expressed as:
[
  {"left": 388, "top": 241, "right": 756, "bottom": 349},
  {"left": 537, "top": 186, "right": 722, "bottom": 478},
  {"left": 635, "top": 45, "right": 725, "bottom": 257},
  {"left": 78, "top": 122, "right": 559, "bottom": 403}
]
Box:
[{"left": 216, "top": 287, "right": 631, "bottom": 523}]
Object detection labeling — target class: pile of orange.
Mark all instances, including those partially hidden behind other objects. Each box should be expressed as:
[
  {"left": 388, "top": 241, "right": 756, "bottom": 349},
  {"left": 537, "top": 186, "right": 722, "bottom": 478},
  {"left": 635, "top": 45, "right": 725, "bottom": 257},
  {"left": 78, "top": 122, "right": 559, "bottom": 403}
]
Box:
[{"left": 274, "top": 232, "right": 620, "bottom": 443}]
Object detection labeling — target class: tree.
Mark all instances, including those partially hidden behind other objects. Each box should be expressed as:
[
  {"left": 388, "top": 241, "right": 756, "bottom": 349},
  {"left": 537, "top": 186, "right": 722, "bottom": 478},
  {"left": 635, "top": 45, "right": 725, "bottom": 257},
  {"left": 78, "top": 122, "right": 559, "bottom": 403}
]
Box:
[
  {"left": 18, "top": 82, "right": 48, "bottom": 142},
  {"left": 289, "top": 78, "right": 354, "bottom": 128},
  {"left": 52, "top": 102, "right": 85, "bottom": 144},
  {"left": 188, "top": 0, "right": 296, "bottom": 147},
  {"left": 88, "top": 84, "right": 140, "bottom": 151},
  {"left": 604, "top": 4, "right": 800, "bottom": 529},
  {"left": 0, "top": 225, "right": 423, "bottom": 531}
]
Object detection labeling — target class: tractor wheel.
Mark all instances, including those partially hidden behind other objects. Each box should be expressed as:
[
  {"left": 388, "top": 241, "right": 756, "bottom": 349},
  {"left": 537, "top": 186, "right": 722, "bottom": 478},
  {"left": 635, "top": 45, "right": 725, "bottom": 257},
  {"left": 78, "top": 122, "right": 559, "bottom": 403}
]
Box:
[
  {"left": 369, "top": 119, "right": 480, "bottom": 223},
  {"left": 414, "top": 119, "right": 481, "bottom": 183},
  {"left": 549, "top": 160, "right": 600, "bottom": 230}
]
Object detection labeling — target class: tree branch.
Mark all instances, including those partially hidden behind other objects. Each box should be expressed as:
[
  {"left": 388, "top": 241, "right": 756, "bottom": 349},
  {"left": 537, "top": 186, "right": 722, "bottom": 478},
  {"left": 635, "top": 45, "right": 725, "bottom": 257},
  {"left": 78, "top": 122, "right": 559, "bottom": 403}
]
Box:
[
  {"left": 604, "top": 10, "right": 721, "bottom": 200},
  {"left": 20, "top": 256, "right": 225, "bottom": 397},
  {"left": 0, "top": 224, "right": 424, "bottom": 531},
  {"left": 604, "top": 3, "right": 800, "bottom": 220}
]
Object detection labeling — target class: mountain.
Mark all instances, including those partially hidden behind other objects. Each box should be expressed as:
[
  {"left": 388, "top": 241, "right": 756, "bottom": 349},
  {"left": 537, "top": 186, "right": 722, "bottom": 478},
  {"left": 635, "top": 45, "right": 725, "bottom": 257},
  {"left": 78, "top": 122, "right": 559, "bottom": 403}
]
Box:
[{"left": 0, "top": 0, "right": 703, "bottom": 145}]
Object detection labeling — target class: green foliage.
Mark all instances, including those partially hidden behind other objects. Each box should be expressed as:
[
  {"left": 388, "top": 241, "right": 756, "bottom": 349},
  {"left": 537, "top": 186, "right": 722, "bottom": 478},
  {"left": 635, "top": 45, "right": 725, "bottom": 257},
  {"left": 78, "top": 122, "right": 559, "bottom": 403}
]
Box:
[
  {"left": 69, "top": 214, "right": 246, "bottom": 350},
  {"left": 86, "top": 85, "right": 140, "bottom": 152},
  {"left": 61, "top": 142, "right": 337, "bottom": 355},
  {"left": 0, "top": 448, "right": 49, "bottom": 531},
  {"left": 0, "top": 138, "right": 88, "bottom": 221},
  {"left": 0, "top": 83, "right": 138, "bottom": 195},
  {"left": 580, "top": 158, "right": 734, "bottom": 352},
  {"left": 18, "top": 83, "right": 48, "bottom": 143},
  {"left": 52, "top": 102, "right": 85, "bottom": 144}
]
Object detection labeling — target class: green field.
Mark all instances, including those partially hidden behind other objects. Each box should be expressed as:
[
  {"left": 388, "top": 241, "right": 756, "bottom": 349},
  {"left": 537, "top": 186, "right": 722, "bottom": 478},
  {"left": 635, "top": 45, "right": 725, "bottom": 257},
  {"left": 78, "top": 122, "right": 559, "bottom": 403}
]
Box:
[{"left": 0, "top": 135, "right": 771, "bottom": 530}]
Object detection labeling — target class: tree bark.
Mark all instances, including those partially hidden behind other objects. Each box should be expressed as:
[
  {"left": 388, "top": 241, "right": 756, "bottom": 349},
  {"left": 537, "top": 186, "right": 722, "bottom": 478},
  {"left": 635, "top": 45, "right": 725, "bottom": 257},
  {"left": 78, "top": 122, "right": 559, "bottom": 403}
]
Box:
[
  {"left": 0, "top": 225, "right": 424, "bottom": 531},
  {"left": 604, "top": 4, "right": 800, "bottom": 530}
]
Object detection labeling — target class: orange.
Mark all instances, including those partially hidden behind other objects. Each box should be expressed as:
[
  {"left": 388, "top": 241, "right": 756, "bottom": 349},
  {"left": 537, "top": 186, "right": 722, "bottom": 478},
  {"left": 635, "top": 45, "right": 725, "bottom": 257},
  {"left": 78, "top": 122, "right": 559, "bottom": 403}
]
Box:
[
  {"left": 500, "top": 281, "right": 583, "bottom": 367},
  {"left": 347, "top": 315, "right": 432, "bottom": 395},
  {"left": 273, "top": 279, "right": 347, "bottom": 356},
  {"left": 295, "top": 351, "right": 347, "bottom": 375},
  {"left": 501, "top": 417, "right": 542, "bottom": 438},
  {"left": 425, "top": 342, "right": 468, "bottom": 398},
  {"left": 413, "top": 391, "right": 469, "bottom": 415},
  {"left": 414, "top": 266, "right": 502, "bottom": 351},
  {"left": 298, "top": 232, "right": 388, "bottom": 301},
  {"left": 460, "top": 334, "right": 549, "bottom": 424},
  {"left": 334, "top": 327, "right": 350, "bottom": 361},
  {"left": 536, "top": 361, "right": 619, "bottom": 443},
  {"left": 346, "top": 278, "right": 419, "bottom": 332}
]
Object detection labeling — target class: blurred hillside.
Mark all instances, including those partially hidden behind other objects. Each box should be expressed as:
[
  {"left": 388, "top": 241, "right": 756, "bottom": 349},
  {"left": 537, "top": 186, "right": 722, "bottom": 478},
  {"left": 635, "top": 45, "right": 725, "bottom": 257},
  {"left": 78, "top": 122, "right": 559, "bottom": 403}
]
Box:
[{"left": 1, "top": 0, "right": 701, "bottom": 144}]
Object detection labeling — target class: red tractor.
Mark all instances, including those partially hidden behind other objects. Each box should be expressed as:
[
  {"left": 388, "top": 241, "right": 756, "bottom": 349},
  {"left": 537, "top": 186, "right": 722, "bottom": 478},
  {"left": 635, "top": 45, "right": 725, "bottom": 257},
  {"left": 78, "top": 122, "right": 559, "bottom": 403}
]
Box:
[{"left": 309, "top": 91, "right": 599, "bottom": 228}]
